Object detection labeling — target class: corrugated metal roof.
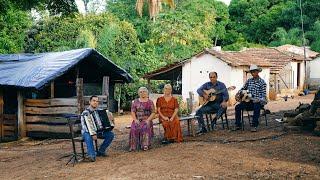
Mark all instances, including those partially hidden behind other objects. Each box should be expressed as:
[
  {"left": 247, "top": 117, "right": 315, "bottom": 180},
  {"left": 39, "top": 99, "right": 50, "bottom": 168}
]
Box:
[{"left": 0, "top": 48, "right": 133, "bottom": 89}]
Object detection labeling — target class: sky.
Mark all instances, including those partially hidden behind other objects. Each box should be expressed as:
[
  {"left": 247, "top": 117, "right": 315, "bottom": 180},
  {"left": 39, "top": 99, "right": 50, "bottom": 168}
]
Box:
[
  {"left": 218, "top": 0, "right": 231, "bottom": 5},
  {"left": 75, "top": 0, "right": 85, "bottom": 14}
]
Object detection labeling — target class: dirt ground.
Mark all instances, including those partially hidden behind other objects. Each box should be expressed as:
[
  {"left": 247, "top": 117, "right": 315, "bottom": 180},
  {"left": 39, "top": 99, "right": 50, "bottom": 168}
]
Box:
[{"left": 1, "top": 94, "right": 320, "bottom": 179}]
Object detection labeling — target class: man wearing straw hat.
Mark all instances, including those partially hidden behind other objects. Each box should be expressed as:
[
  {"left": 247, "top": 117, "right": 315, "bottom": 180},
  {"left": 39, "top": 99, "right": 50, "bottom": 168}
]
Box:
[{"left": 234, "top": 64, "right": 267, "bottom": 132}]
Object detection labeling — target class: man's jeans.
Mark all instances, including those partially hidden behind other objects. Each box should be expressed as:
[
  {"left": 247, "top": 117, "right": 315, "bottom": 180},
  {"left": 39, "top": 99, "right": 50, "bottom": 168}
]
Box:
[
  {"left": 235, "top": 102, "right": 262, "bottom": 127},
  {"left": 83, "top": 131, "right": 114, "bottom": 158},
  {"left": 196, "top": 102, "right": 226, "bottom": 130}
]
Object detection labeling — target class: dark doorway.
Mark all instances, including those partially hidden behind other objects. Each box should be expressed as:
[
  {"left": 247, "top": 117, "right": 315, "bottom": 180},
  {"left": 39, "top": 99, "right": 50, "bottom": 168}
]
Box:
[{"left": 0, "top": 88, "right": 18, "bottom": 142}]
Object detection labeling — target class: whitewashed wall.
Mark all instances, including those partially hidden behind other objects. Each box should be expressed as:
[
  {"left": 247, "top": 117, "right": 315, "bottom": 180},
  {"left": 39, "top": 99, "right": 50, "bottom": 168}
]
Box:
[
  {"left": 308, "top": 57, "right": 320, "bottom": 89},
  {"left": 309, "top": 58, "right": 320, "bottom": 79},
  {"left": 259, "top": 68, "right": 270, "bottom": 95},
  {"left": 299, "top": 62, "right": 306, "bottom": 89},
  {"left": 182, "top": 54, "right": 233, "bottom": 101}
]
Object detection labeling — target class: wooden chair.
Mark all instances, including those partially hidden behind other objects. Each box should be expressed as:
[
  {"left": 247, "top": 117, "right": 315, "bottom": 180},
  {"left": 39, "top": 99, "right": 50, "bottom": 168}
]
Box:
[
  {"left": 241, "top": 106, "right": 269, "bottom": 130},
  {"left": 63, "top": 114, "right": 98, "bottom": 165},
  {"left": 204, "top": 110, "right": 229, "bottom": 131}
]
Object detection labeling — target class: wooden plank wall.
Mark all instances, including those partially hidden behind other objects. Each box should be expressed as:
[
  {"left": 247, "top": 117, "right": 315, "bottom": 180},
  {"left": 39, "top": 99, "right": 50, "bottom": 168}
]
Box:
[
  {"left": 0, "top": 114, "right": 17, "bottom": 141},
  {"left": 24, "top": 96, "right": 108, "bottom": 138},
  {"left": 25, "top": 98, "right": 80, "bottom": 138}
]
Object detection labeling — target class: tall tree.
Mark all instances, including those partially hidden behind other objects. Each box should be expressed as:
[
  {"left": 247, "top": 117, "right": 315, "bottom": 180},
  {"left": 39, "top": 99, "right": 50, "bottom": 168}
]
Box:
[
  {"left": 45, "top": 0, "right": 78, "bottom": 16},
  {"left": 306, "top": 21, "right": 320, "bottom": 52},
  {"left": 269, "top": 27, "right": 303, "bottom": 47},
  {"left": 0, "top": 2, "right": 32, "bottom": 53},
  {"left": 136, "top": 0, "right": 175, "bottom": 21}
]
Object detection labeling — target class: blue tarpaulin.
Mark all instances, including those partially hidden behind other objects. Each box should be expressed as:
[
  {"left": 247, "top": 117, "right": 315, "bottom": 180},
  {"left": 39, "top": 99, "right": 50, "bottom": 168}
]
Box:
[{"left": 0, "top": 48, "right": 133, "bottom": 89}]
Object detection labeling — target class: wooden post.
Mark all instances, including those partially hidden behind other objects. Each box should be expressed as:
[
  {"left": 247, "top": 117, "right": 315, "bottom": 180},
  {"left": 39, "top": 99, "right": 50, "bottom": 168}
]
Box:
[
  {"left": 274, "top": 74, "right": 278, "bottom": 93},
  {"left": 0, "top": 89, "right": 3, "bottom": 140},
  {"left": 102, "top": 76, "right": 109, "bottom": 108},
  {"left": 147, "top": 79, "right": 151, "bottom": 92},
  {"left": 188, "top": 91, "right": 194, "bottom": 114},
  {"left": 50, "top": 81, "right": 54, "bottom": 98},
  {"left": 102, "top": 76, "right": 109, "bottom": 96},
  {"left": 76, "top": 78, "right": 84, "bottom": 114},
  {"left": 118, "top": 85, "right": 121, "bottom": 115},
  {"left": 17, "top": 91, "right": 26, "bottom": 137}
]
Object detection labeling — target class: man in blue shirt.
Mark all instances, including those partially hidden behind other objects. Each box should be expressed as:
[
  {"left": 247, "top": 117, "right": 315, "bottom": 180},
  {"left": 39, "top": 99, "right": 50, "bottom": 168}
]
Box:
[
  {"left": 196, "top": 71, "right": 229, "bottom": 134},
  {"left": 234, "top": 65, "right": 267, "bottom": 132}
]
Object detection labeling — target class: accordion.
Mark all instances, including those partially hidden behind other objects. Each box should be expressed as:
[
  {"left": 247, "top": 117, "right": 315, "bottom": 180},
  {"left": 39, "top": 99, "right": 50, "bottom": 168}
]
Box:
[{"left": 83, "top": 109, "right": 115, "bottom": 136}]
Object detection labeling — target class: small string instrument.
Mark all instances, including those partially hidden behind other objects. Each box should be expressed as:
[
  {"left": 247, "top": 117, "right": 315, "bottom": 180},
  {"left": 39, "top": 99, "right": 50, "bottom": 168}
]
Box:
[
  {"left": 235, "top": 90, "right": 252, "bottom": 102},
  {"left": 235, "top": 90, "right": 267, "bottom": 105}
]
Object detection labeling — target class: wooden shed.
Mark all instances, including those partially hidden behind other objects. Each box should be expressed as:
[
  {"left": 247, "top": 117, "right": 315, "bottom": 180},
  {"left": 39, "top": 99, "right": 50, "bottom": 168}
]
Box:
[{"left": 0, "top": 48, "right": 133, "bottom": 141}]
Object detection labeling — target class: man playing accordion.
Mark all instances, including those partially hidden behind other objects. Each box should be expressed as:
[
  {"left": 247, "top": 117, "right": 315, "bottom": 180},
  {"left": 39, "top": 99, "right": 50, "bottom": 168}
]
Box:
[{"left": 80, "top": 95, "right": 114, "bottom": 162}]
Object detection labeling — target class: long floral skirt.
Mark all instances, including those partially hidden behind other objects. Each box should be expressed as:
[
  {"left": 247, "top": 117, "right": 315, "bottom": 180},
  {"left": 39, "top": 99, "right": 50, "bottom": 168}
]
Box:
[{"left": 129, "top": 120, "right": 152, "bottom": 151}]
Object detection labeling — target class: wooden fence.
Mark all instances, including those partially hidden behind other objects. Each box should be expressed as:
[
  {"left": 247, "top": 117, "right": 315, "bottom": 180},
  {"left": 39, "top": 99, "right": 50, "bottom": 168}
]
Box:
[{"left": 24, "top": 96, "right": 108, "bottom": 138}]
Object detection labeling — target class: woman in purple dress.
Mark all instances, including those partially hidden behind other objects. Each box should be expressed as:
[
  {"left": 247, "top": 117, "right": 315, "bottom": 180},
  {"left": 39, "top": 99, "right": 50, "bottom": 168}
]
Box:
[{"left": 129, "top": 87, "right": 155, "bottom": 151}]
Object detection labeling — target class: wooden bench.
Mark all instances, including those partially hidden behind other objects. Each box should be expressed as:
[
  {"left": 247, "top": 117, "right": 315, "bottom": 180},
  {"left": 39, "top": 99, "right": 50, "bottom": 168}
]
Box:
[{"left": 153, "top": 115, "right": 199, "bottom": 137}]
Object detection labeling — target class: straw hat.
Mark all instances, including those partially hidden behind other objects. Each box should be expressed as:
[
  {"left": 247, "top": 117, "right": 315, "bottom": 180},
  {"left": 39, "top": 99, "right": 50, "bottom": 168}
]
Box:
[{"left": 249, "top": 64, "right": 262, "bottom": 72}]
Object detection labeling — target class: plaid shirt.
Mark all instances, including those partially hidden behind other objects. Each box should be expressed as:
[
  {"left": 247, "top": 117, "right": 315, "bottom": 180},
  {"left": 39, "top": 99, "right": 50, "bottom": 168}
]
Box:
[{"left": 239, "top": 77, "right": 267, "bottom": 104}]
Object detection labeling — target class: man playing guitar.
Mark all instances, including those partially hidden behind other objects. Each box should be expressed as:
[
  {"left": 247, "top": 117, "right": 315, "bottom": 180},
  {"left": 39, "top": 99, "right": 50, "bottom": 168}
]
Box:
[
  {"left": 196, "top": 71, "right": 229, "bottom": 134},
  {"left": 234, "top": 64, "right": 267, "bottom": 132}
]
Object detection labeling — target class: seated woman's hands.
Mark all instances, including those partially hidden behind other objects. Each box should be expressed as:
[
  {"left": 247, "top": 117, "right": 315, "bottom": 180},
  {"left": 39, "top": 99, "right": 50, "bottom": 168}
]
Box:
[
  {"left": 163, "top": 116, "right": 170, "bottom": 121},
  {"left": 134, "top": 119, "right": 140, "bottom": 124}
]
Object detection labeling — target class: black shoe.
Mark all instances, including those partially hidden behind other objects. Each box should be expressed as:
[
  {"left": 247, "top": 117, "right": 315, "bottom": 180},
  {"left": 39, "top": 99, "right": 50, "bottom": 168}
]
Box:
[
  {"left": 97, "top": 152, "right": 107, "bottom": 157},
  {"left": 250, "top": 127, "right": 257, "bottom": 132},
  {"left": 232, "top": 126, "right": 241, "bottom": 131},
  {"left": 211, "top": 119, "right": 217, "bottom": 130},
  {"left": 161, "top": 139, "right": 170, "bottom": 144},
  {"left": 88, "top": 157, "right": 96, "bottom": 162},
  {"left": 197, "top": 128, "right": 208, "bottom": 134}
]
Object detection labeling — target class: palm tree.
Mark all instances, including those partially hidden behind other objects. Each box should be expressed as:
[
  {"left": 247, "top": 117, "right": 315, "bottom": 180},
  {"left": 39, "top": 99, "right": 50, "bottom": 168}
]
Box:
[{"left": 136, "top": 0, "right": 175, "bottom": 21}]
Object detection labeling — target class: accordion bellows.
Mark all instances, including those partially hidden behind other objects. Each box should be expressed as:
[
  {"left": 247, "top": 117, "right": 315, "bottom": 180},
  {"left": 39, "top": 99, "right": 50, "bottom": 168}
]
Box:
[{"left": 83, "top": 109, "right": 115, "bottom": 136}]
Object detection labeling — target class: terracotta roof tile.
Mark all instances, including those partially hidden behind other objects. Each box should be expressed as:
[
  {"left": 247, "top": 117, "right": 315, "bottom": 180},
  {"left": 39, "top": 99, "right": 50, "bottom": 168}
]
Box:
[
  {"left": 276, "top": 44, "right": 319, "bottom": 59},
  {"left": 144, "top": 47, "right": 306, "bottom": 78}
]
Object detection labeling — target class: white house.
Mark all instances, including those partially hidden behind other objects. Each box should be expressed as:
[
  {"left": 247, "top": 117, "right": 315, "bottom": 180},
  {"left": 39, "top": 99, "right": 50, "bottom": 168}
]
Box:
[
  {"left": 181, "top": 49, "right": 271, "bottom": 101},
  {"left": 276, "top": 44, "right": 320, "bottom": 90},
  {"left": 144, "top": 46, "right": 309, "bottom": 103},
  {"left": 144, "top": 48, "right": 271, "bottom": 102}
]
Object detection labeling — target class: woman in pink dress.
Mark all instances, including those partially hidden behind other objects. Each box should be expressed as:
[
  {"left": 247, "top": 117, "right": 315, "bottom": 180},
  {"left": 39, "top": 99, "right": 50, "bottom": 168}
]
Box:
[{"left": 129, "top": 87, "right": 155, "bottom": 151}]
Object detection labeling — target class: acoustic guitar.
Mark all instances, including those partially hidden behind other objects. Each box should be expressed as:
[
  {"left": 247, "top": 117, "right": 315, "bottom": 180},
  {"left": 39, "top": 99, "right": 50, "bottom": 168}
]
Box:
[
  {"left": 235, "top": 90, "right": 267, "bottom": 105},
  {"left": 199, "top": 86, "right": 236, "bottom": 106},
  {"left": 235, "top": 90, "right": 252, "bottom": 102}
]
